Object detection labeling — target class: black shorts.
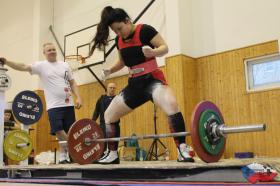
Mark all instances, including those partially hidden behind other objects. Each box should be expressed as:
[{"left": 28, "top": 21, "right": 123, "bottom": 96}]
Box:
[
  {"left": 47, "top": 106, "right": 76, "bottom": 135},
  {"left": 121, "top": 70, "right": 167, "bottom": 109}
]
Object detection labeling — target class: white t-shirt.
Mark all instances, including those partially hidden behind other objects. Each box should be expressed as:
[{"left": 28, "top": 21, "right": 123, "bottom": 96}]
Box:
[{"left": 30, "top": 60, "right": 74, "bottom": 110}]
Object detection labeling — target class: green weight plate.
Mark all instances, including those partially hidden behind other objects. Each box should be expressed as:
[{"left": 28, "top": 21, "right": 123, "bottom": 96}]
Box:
[
  {"left": 198, "top": 109, "right": 225, "bottom": 155},
  {"left": 4, "top": 130, "right": 33, "bottom": 161}
]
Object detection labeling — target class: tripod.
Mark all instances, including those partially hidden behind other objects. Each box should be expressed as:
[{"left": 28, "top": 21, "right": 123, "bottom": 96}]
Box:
[{"left": 147, "top": 104, "right": 168, "bottom": 160}]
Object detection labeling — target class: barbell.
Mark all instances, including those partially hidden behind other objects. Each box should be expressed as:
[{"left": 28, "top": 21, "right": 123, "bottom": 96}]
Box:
[
  {"left": 3, "top": 90, "right": 43, "bottom": 162},
  {"left": 67, "top": 101, "right": 266, "bottom": 164}
]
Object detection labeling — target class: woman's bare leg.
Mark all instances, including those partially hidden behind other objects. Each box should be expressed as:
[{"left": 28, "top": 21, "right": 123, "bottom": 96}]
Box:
[
  {"left": 104, "top": 93, "right": 132, "bottom": 151},
  {"left": 151, "top": 83, "right": 194, "bottom": 162}
]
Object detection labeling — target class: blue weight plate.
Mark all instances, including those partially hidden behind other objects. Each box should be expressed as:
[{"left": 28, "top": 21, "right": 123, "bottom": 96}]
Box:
[{"left": 12, "top": 90, "right": 43, "bottom": 125}]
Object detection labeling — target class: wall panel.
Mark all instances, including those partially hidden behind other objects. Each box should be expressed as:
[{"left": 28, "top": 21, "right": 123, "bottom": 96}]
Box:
[{"left": 196, "top": 40, "right": 280, "bottom": 158}]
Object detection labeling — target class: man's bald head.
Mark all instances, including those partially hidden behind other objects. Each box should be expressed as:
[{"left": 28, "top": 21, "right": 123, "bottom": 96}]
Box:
[{"left": 107, "top": 82, "right": 117, "bottom": 96}]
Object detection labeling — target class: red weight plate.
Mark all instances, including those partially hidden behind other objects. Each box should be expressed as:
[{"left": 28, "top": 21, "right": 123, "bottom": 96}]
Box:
[
  {"left": 68, "top": 119, "right": 104, "bottom": 164},
  {"left": 190, "top": 101, "right": 226, "bottom": 163}
]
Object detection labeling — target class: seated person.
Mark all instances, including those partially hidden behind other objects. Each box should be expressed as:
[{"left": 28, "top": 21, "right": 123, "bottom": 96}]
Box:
[
  {"left": 3, "top": 110, "right": 19, "bottom": 165},
  {"left": 4, "top": 110, "right": 20, "bottom": 132}
]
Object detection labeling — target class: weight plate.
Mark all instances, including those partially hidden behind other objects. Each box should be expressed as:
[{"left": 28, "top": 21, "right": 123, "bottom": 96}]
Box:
[
  {"left": 4, "top": 130, "right": 33, "bottom": 161},
  {"left": 68, "top": 119, "right": 105, "bottom": 164},
  {"left": 12, "top": 90, "right": 43, "bottom": 125},
  {"left": 0, "top": 73, "right": 12, "bottom": 91},
  {"left": 191, "top": 101, "right": 226, "bottom": 163}
]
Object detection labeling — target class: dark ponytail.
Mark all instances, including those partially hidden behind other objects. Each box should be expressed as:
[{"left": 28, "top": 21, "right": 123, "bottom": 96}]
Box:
[{"left": 90, "top": 6, "right": 130, "bottom": 55}]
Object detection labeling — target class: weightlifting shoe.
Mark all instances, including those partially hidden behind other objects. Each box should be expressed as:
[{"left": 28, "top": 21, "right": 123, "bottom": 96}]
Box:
[
  {"left": 95, "top": 149, "right": 110, "bottom": 162},
  {"left": 59, "top": 152, "right": 71, "bottom": 164},
  {"left": 58, "top": 159, "right": 71, "bottom": 164},
  {"left": 97, "top": 150, "right": 120, "bottom": 164},
  {"left": 100, "top": 148, "right": 109, "bottom": 159},
  {"left": 92, "top": 150, "right": 109, "bottom": 164},
  {"left": 177, "top": 143, "right": 195, "bottom": 162}
]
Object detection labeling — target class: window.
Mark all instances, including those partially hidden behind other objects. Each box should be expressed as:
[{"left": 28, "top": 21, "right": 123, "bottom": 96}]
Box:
[{"left": 245, "top": 54, "right": 280, "bottom": 92}]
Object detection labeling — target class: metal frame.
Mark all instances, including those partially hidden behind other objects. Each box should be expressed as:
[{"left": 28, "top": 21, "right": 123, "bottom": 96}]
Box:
[
  {"left": 49, "top": 25, "right": 64, "bottom": 56},
  {"left": 49, "top": 0, "right": 156, "bottom": 91}
]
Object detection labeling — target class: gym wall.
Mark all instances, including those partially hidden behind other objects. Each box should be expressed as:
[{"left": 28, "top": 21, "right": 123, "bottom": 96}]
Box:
[
  {"left": 181, "top": 0, "right": 280, "bottom": 57},
  {"left": 0, "top": 0, "right": 40, "bottom": 101},
  {"left": 194, "top": 40, "right": 279, "bottom": 159}
]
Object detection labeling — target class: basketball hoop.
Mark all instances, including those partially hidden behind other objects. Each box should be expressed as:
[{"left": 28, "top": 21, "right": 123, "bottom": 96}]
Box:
[{"left": 65, "top": 55, "right": 86, "bottom": 72}]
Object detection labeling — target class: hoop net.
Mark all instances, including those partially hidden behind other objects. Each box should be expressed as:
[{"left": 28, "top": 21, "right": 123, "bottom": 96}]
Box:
[{"left": 65, "top": 55, "right": 86, "bottom": 72}]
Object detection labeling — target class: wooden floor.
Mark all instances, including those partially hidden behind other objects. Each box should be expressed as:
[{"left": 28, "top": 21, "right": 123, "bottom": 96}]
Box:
[
  {"left": 0, "top": 157, "right": 280, "bottom": 183},
  {"left": 1, "top": 157, "right": 280, "bottom": 171}
]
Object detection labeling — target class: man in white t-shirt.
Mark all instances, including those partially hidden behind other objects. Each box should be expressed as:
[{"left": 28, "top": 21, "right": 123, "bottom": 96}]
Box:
[{"left": 0, "top": 43, "right": 82, "bottom": 164}]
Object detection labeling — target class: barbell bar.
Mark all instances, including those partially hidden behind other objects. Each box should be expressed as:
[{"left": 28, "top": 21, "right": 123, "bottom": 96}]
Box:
[
  {"left": 16, "top": 143, "right": 31, "bottom": 148},
  {"left": 83, "top": 124, "right": 265, "bottom": 143}
]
